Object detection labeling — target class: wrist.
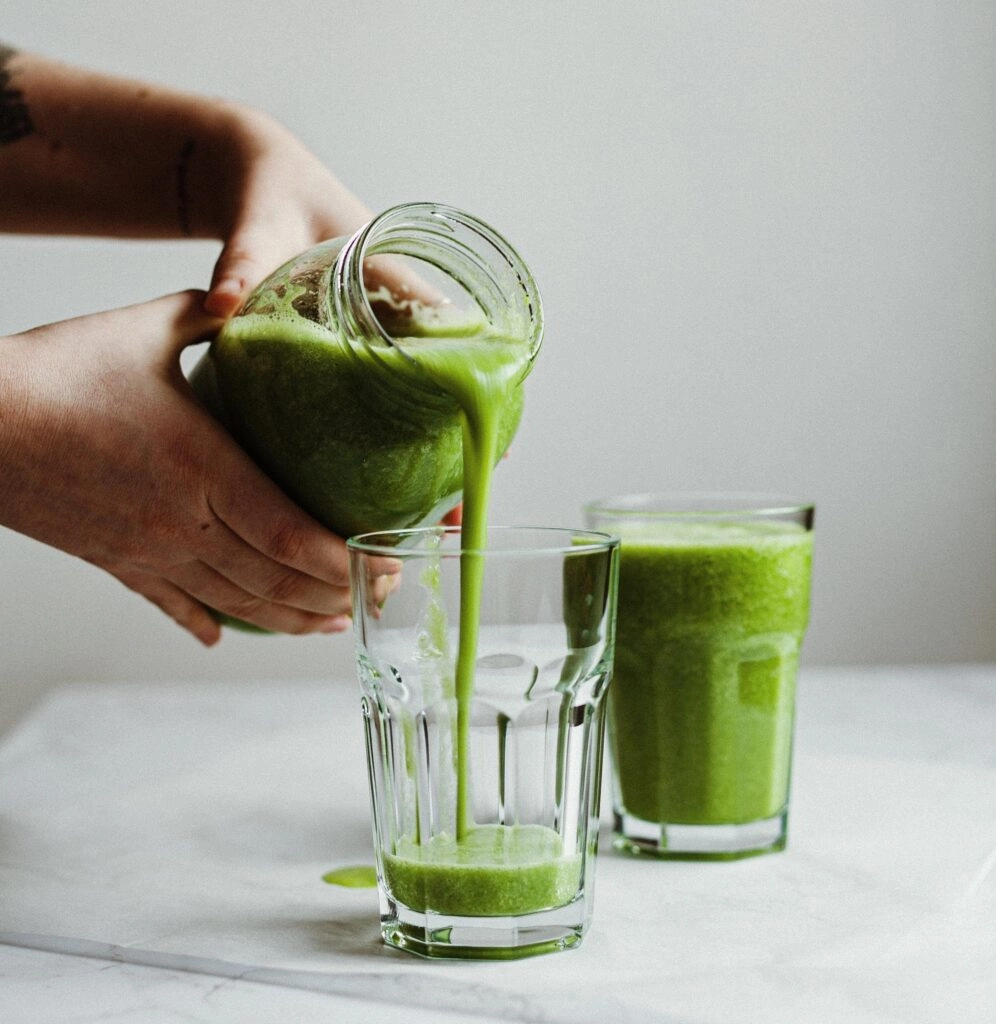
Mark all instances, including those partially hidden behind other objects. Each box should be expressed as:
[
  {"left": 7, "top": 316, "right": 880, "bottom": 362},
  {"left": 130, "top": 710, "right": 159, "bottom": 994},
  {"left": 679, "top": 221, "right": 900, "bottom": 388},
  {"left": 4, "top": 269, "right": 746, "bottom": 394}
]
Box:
[
  {"left": 186, "top": 101, "right": 291, "bottom": 240},
  {"left": 0, "top": 335, "right": 32, "bottom": 498}
]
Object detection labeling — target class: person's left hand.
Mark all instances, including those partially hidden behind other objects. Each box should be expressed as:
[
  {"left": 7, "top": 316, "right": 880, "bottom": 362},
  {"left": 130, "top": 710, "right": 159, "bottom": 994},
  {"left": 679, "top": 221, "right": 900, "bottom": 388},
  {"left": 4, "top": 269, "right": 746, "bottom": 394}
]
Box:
[{"left": 202, "top": 109, "right": 372, "bottom": 317}]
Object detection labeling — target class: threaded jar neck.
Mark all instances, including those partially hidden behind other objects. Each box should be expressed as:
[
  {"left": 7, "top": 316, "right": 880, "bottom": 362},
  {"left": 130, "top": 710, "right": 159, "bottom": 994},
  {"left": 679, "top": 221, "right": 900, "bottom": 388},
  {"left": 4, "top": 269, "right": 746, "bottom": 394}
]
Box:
[{"left": 328, "top": 202, "right": 543, "bottom": 383}]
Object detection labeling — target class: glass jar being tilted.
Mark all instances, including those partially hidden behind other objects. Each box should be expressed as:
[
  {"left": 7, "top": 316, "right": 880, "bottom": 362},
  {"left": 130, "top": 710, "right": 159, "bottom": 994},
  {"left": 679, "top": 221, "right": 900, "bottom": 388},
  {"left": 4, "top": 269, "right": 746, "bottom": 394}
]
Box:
[{"left": 189, "top": 202, "right": 543, "bottom": 540}]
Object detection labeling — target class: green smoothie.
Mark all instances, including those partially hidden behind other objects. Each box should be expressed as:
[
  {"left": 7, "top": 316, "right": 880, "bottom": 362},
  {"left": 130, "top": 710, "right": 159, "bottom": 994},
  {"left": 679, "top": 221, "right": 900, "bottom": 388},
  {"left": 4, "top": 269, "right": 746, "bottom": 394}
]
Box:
[
  {"left": 195, "top": 210, "right": 573, "bottom": 920},
  {"left": 209, "top": 309, "right": 564, "bottom": 907},
  {"left": 383, "top": 825, "right": 581, "bottom": 917},
  {"left": 414, "top": 336, "right": 518, "bottom": 840},
  {"left": 277, "top": 315, "right": 575, "bottom": 915},
  {"left": 610, "top": 521, "right": 812, "bottom": 827},
  {"left": 370, "top": 324, "right": 577, "bottom": 916},
  {"left": 195, "top": 310, "right": 524, "bottom": 540},
  {"left": 224, "top": 310, "right": 576, "bottom": 914}
]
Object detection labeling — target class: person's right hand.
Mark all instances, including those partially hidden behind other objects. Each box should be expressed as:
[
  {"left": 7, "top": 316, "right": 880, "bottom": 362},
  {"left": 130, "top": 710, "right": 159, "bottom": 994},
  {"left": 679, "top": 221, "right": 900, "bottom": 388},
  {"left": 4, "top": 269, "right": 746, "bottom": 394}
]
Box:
[{"left": 0, "top": 290, "right": 399, "bottom": 645}]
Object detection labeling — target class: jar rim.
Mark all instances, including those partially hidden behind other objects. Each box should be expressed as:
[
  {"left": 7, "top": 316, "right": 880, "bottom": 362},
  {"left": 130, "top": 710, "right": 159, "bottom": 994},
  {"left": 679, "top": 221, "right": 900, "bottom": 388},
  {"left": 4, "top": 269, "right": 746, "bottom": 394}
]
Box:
[{"left": 332, "top": 201, "right": 544, "bottom": 375}]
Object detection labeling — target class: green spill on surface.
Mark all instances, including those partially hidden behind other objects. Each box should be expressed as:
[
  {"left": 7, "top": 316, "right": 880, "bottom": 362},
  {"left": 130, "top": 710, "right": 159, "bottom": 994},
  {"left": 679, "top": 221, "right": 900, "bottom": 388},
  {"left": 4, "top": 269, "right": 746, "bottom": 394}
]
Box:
[{"left": 322, "top": 865, "right": 378, "bottom": 888}]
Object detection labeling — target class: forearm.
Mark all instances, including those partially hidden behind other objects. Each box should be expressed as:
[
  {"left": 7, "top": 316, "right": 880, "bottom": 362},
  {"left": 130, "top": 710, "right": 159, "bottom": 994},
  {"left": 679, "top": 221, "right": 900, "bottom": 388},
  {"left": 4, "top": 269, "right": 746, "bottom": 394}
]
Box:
[{"left": 0, "top": 44, "right": 266, "bottom": 240}]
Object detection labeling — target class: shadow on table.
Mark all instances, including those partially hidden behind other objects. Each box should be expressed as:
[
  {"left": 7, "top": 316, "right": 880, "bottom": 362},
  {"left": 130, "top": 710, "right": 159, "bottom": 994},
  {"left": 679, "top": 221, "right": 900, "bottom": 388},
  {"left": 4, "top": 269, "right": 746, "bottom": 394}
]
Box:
[{"left": 272, "top": 911, "right": 389, "bottom": 960}]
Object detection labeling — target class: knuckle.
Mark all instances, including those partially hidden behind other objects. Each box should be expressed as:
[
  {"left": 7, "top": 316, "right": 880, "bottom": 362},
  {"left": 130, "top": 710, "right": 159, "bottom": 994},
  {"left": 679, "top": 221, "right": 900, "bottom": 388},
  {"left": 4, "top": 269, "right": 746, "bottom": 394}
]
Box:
[
  {"left": 266, "top": 519, "right": 308, "bottom": 565},
  {"left": 283, "top": 619, "right": 318, "bottom": 636},
  {"left": 224, "top": 593, "right": 266, "bottom": 623},
  {"left": 262, "top": 569, "right": 306, "bottom": 606}
]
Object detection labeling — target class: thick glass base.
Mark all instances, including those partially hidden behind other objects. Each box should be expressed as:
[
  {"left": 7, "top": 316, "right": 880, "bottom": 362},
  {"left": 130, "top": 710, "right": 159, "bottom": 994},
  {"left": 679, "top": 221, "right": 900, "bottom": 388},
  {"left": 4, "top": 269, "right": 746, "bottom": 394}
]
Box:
[
  {"left": 613, "top": 808, "right": 788, "bottom": 861},
  {"left": 381, "top": 898, "right": 587, "bottom": 960}
]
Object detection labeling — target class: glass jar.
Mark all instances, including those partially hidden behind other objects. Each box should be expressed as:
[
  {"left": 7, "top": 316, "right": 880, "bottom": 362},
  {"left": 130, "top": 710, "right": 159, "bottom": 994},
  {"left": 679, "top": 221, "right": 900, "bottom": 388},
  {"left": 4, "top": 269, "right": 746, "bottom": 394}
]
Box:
[{"left": 189, "top": 202, "right": 543, "bottom": 539}]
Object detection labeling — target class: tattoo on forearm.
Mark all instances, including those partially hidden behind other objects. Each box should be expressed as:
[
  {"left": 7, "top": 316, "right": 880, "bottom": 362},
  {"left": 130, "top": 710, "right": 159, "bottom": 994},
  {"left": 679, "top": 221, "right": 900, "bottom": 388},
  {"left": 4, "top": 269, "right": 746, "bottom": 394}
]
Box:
[
  {"left": 175, "top": 138, "right": 195, "bottom": 236},
  {"left": 0, "top": 44, "right": 34, "bottom": 145}
]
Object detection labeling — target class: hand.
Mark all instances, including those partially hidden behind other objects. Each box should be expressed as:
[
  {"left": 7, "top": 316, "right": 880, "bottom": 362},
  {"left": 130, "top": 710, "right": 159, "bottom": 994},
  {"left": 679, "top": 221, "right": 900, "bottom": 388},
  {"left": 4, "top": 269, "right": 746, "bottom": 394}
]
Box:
[
  {"left": 0, "top": 48, "right": 433, "bottom": 319},
  {"left": 0, "top": 291, "right": 399, "bottom": 644},
  {"left": 202, "top": 111, "right": 373, "bottom": 317},
  {"left": 441, "top": 504, "right": 463, "bottom": 527},
  {"left": 200, "top": 110, "right": 448, "bottom": 318}
]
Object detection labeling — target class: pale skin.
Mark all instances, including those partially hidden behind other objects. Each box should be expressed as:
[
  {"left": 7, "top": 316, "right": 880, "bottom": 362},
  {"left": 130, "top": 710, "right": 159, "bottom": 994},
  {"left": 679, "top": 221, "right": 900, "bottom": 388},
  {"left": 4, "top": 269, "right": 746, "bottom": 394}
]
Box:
[{"left": 0, "top": 46, "right": 406, "bottom": 644}]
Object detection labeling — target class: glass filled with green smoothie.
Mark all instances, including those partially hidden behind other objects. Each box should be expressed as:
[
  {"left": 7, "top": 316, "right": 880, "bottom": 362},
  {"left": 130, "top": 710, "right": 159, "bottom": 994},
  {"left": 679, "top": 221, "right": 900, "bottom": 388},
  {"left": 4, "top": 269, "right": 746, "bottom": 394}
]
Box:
[
  {"left": 348, "top": 526, "right": 619, "bottom": 959},
  {"left": 584, "top": 494, "right": 814, "bottom": 859}
]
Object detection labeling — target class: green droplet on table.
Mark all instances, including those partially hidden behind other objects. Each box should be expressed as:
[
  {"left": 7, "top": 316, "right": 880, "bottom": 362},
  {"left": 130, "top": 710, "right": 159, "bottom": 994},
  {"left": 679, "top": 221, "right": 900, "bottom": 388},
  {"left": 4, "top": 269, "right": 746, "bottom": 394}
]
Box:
[{"left": 322, "top": 865, "right": 378, "bottom": 888}]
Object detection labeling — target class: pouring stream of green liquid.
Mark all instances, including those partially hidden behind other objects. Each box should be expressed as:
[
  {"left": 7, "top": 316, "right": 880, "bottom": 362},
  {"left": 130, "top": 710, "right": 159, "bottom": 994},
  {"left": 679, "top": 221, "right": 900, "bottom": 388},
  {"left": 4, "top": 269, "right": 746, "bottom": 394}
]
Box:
[
  {"left": 325, "top": 333, "right": 530, "bottom": 888},
  {"left": 413, "top": 338, "right": 527, "bottom": 840}
]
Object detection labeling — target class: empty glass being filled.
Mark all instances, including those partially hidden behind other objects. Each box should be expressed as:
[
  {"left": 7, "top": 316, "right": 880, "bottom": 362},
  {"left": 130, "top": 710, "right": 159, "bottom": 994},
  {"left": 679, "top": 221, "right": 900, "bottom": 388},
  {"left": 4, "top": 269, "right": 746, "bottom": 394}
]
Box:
[{"left": 348, "top": 526, "right": 619, "bottom": 959}]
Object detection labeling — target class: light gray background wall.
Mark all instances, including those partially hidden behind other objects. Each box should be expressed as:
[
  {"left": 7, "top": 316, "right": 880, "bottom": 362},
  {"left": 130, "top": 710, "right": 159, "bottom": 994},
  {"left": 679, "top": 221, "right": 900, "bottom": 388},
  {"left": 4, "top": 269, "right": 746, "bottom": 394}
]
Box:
[{"left": 2, "top": 1, "right": 994, "bottom": 735}]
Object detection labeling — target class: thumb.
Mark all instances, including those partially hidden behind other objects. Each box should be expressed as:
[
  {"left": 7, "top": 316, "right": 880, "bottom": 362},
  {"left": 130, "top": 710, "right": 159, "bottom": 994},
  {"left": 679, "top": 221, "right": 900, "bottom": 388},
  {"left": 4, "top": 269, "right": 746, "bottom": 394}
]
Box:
[
  {"left": 142, "top": 290, "right": 223, "bottom": 367},
  {"left": 205, "top": 229, "right": 280, "bottom": 317}
]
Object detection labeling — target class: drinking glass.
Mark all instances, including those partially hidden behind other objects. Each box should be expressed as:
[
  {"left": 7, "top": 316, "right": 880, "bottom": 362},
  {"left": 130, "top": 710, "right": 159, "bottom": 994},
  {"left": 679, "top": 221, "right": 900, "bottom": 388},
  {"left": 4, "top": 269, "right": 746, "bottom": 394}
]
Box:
[
  {"left": 348, "top": 526, "right": 619, "bottom": 958},
  {"left": 584, "top": 494, "right": 814, "bottom": 859}
]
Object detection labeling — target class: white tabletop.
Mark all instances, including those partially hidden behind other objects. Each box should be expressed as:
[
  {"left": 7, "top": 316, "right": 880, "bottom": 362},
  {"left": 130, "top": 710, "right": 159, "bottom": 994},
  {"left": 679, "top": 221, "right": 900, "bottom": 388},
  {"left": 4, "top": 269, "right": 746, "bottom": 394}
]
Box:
[{"left": 1, "top": 665, "right": 993, "bottom": 1024}]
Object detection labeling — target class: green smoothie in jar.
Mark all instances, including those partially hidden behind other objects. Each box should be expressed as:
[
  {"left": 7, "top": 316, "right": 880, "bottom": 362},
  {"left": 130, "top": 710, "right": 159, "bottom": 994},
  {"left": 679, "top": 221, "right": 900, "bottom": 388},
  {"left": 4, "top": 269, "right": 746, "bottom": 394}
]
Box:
[{"left": 190, "top": 204, "right": 538, "bottom": 542}]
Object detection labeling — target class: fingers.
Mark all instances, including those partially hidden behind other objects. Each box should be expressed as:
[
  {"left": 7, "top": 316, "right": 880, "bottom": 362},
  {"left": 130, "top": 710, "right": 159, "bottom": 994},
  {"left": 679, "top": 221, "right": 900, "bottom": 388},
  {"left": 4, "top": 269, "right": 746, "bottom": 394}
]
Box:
[
  {"left": 114, "top": 569, "right": 222, "bottom": 647},
  {"left": 361, "top": 564, "right": 403, "bottom": 619},
  {"left": 15, "top": 289, "right": 222, "bottom": 362},
  {"left": 89, "top": 290, "right": 223, "bottom": 368},
  {"left": 181, "top": 449, "right": 401, "bottom": 632},
  {"left": 205, "top": 231, "right": 276, "bottom": 316},
  {"left": 441, "top": 503, "right": 463, "bottom": 527},
  {"left": 194, "top": 507, "right": 400, "bottom": 634},
  {"left": 205, "top": 214, "right": 308, "bottom": 317},
  {"left": 176, "top": 329, "right": 399, "bottom": 632},
  {"left": 205, "top": 255, "right": 257, "bottom": 317},
  {"left": 362, "top": 254, "right": 449, "bottom": 310},
  {"left": 180, "top": 513, "right": 354, "bottom": 619},
  {"left": 116, "top": 563, "right": 352, "bottom": 642},
  {"left": 203, "top": 450, "right": 401, "bottom": 590},
  {"left": 163, "top": 288, "right": 224, "bottom": 338},
  {"left": 167, "top": 557, "right": 355, "bottom": 635},
  {"left": 205, "top": 224, "right": 450, "bottom": 322}
]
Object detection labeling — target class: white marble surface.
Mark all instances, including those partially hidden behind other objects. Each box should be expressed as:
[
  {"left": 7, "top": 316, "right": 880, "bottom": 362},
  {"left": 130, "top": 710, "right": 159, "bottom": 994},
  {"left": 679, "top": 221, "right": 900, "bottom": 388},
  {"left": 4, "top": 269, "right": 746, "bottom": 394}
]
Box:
[{"left": 0, "top": 666, "right": 993, "bottom": 1024}]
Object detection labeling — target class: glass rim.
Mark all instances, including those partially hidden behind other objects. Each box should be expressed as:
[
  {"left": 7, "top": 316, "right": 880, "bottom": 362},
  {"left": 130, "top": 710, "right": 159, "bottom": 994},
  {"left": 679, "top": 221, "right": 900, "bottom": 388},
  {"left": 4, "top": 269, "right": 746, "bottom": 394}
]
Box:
[
  {"left": 583, "top": 492, "right": 814, "bottom": 518},
  {"left": 347, "top": 524, "right": 619, "bottom": 558}
]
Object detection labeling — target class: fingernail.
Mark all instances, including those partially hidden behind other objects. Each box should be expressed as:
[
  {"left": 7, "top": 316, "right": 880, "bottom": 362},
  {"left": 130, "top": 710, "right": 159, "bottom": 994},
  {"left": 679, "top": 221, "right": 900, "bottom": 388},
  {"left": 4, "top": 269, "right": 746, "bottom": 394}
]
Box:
[
  {"left": 195, "top": 625, "right": 222, "bottom": 647},
  {"left": 204, "top": 284, "right": 242, "bottom": 317},
  {"left": 320, "top": 614, "right": 352, "bottom": 634}
]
